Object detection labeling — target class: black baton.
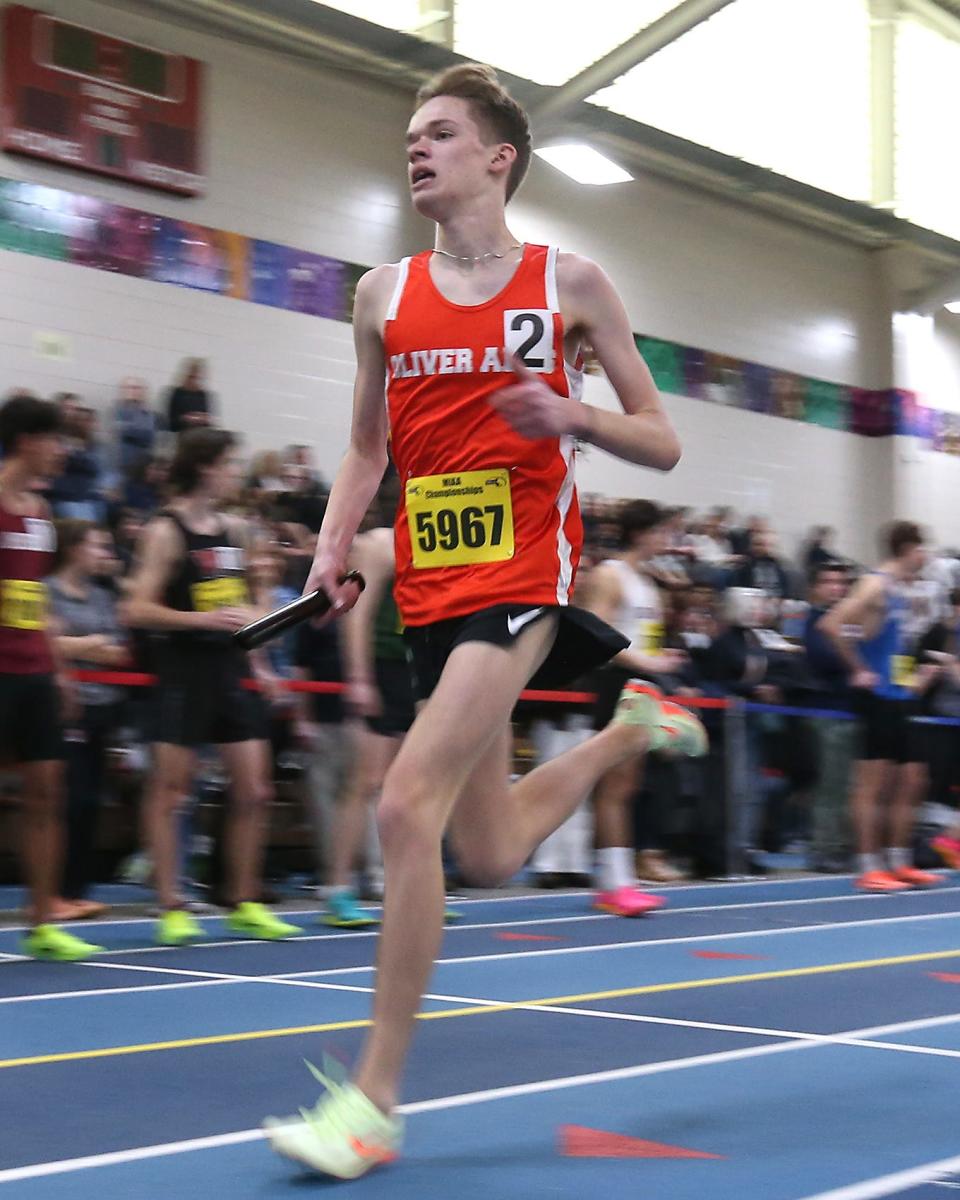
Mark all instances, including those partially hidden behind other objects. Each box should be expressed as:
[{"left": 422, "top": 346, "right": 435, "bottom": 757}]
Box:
[{"left": 233, "top": 570, "right": 365, "bottom": 650}]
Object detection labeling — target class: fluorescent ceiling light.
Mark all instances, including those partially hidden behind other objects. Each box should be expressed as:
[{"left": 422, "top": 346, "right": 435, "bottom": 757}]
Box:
[
  {"left": 534, "top": 144, "right": 633, "bottom": 186},
  {"left": 944, "top": 301, "right": 960, "bottom": 314}
]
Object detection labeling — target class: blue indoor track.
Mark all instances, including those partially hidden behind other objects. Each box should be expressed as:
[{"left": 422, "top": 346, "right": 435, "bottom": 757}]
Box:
[{"left": 3, "top": 875, "right": 960, "bottom": 1199}]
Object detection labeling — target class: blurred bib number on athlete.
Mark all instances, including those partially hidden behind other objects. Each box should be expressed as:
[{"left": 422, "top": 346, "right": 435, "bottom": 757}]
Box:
[
  {"left": 406, "top": 469, "right": 515, "bottom": 569},
  {"left": 190, "top": 577, "right": 249, "bottom": 612},
  {"left": 0, "top": 580, "right": 47, "bottom": 629},
  {"left": 892, "top": 654, "right": 915, "bottom": 689}
]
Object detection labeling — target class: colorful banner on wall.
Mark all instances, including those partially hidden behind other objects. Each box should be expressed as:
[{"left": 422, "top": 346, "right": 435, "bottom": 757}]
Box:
[{"left": 1, "top": 173, "right": 956, "bottom": 454}]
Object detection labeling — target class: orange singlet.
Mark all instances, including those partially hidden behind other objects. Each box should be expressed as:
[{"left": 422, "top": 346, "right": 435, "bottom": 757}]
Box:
[{"left": 384, "top": 243, "right": 584, "bottom": 626}]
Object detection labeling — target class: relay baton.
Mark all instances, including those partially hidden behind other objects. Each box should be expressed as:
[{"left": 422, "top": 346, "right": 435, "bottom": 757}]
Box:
[{"left": 233, "top": 570, "right": 365, "bottom": 650}]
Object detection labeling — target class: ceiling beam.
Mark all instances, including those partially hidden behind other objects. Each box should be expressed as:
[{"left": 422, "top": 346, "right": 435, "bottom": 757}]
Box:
[
  {"left": 869, "top": 0, "right": 898, "bottom": 209},
  {"left": 903, "top": 0, "right": 960, "bottom": 40},
  {"left": 532, "top": 0, "right": 738, "bottom": 125}
]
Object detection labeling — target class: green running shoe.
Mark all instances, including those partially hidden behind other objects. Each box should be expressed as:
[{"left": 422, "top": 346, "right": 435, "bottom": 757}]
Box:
[
  {"left": 226, "top": 901, "right": 300, "bottom": 940},
  {"left": 614, "top": 682, "right": 708, "bottom": 757},
  {"left": 321, "top": 891, "right": 378, "bottom": 928},
  {"left": 156, "top": 908, "right": 204, "bottom": 946},
  {"left": 21, "top": 924, "right": 103, "bottom": 961},
  {"left": 264, "top": 1061, "right": 403, "bottom": 1180}
]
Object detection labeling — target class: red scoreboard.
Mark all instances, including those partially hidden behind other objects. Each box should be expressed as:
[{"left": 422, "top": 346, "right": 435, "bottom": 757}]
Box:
[{"left": 1, "top": 4, "right": 204, "bottom": 195}]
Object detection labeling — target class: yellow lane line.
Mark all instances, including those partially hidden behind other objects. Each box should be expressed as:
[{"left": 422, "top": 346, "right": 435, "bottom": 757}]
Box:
[{"left": 4, "top": 947, "right": 959, "bottom": 1071}]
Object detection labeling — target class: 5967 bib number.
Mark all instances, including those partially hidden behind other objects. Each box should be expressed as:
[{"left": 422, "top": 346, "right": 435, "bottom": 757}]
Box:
[{"left": 405, "top": 469, "right": 515, "bottom": 569}]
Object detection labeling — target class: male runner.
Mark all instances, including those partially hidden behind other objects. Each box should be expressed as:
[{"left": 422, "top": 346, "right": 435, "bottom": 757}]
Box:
[
  {"left": 0, "top": 394, "right": 100, "bottom": 960},
  {"left": 583, "top": 498, "right": 690, "bottom": 912},
  {"left": 266, "top": 63, "right": 705, "bottom": 1176},
  {"left": 126, "top": 428, "right": 300, "bottom": 945},
  {"left": 819, "top": 521, "right": 940, "bottom": 893}
]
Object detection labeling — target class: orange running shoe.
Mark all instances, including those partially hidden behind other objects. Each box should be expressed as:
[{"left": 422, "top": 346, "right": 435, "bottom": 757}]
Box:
[
  {"left": 856, "top": 870, "right": 910, "bottom": 893},
  {"left": 932, "top": 835, "right": 960, "bottom": 870},
  {"left": 892, "top": 865, "right": 940, "bottom": 888}
]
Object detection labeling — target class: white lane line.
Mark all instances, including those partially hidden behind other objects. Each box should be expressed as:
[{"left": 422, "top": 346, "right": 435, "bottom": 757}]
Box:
[
  {"left": 0, "top": 978, "right": 235, "bottom": 1005},
  {"left": 60, "top": 883, "right": 960, "bottom": 959},
  {"left": 289, "top": 905, "right": 960, "bottom": 976},
  {"left": 8, "top": 903, "right": 960, "bottom": 999},
  {"left": 795, "top": 1153, "right": 960, "bottom": 1199},
  {"left": 3, "top": 1008, "right": 960, "bottom": 1186}
]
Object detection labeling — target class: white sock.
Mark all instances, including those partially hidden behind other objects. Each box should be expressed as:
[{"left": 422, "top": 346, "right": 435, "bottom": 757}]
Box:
[
  {"left": 887, "top": 847, "right": 910, "bottom": 871},
  {"left": 596, "top": 846, "right": 634, "bottom": 892},
  {"left": 858, "top": 853, "right": 882, "bottom": 875}
]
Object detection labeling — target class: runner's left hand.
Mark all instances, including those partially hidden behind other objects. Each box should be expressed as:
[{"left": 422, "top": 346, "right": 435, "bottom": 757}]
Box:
[{"left": 488, "top": 353, "right": 588, "bottom": 439}]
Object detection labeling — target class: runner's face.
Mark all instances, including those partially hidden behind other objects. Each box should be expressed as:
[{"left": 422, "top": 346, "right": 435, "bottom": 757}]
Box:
[
  {"left": 406, "top": 97, "right": 506, "bottom": 219},
  {"left": 902, "top": 542, "right": 926, "bottom": 577},
  {"left": 207, "top": 450, "right": 241, "bottom": 502},
  {"left": 21, "top": 430, "right": 65, "bottom": 479}
]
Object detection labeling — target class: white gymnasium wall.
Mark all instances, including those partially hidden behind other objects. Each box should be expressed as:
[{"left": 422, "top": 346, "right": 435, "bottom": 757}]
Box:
[
  {"left": 0, "top": 0, "right": 419, "bottom": 455},
  {"left": 0, "top": 0, "right": 894, "bottom": 562},
  {"left": 893, "top": 310, "right": 960, "bottom": 548}
]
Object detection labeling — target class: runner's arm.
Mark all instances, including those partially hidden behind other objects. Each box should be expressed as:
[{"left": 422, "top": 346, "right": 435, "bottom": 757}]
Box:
[
  {"left": 567, "top": 257, "right": 681, "bottom": 471},
  {"left": 817, "top": 573, "right": 883, "bottom": 678},
  {"left": 305, "top": 269, "right": 392, "bottom": 607},
  {"left": 123, "top": 518, "right": 237, "bottom": 631},
  {"left": 580, "top": 562, "right": 673, "bottom": 676}
]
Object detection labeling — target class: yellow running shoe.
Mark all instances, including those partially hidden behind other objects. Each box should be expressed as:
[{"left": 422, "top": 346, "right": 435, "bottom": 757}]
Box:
[
  {"left": 265, "top": 1062, "right": 403, "bottom": 1180},
  {"left": 21, "top": 924, "right": 103, "bottom": 961},
  {"left": 226, "top": 901, "right": 300, "bottom": 940},
  {"left": 156, "top": 908, "right": 204, "bottom": 946}
]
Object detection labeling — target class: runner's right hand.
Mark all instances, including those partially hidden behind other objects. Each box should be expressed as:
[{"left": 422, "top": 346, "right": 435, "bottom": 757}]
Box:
[{"left": 304, "top": 553, "right": 363, "bottom": 615}]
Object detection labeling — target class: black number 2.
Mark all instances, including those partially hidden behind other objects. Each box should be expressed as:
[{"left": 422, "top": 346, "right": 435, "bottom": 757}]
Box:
[{"left": 511, "top": 312, "right": 546, "bottom": 369}]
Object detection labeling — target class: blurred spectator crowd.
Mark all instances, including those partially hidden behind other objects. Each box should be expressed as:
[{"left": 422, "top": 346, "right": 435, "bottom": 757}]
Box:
[{"left": 4, "top": 361, "right": 960, "bottom": 901}]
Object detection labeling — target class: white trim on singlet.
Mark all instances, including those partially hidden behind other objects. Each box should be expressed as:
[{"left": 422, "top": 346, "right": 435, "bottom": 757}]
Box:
[
  {"left": 385, "top": 257, "right": 411, "bottom": 322},
  {"left": 555, "top": 434, "right": 576, "bottom": 604},
  {"left": 545, "top": 245, "right": 560, "bottom": 313}
]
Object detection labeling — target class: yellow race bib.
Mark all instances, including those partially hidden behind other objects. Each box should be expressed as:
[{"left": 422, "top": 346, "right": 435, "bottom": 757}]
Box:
[
  {"left": 638, "top": 619, "right": 665, "bottom": 656},
  {"left": 190, "top": 577, "right": 249, "bottom": 613},
  {"left": 0, "top": 580, "right": 47, "bottom": 630},
  {"left": 405, "top": 469, "right": 515, "bottom": 569},
  {"left": 892, "top": 654, "right": 915, "bottom": 689}
]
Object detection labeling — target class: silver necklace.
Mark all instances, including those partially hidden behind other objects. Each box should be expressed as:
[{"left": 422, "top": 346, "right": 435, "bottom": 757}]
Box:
[{"left": 432, "top": 242, "right": 522, "bottom": 264}]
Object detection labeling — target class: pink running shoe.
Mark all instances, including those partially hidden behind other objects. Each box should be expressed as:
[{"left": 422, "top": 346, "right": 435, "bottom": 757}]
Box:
[{"left": 594, "top": 886, "right": 665, "bottom": 918}]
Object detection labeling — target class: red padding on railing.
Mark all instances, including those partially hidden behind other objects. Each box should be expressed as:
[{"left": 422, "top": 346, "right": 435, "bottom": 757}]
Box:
[{"left": 70, "top": 670, "right": 732, "bottom": 708}]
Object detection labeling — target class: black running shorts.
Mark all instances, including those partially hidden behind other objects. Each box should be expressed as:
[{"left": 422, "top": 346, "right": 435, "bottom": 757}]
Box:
[
  {"left": 403, "top": 604, "right": 627, "bottom": 704},
  {"left": 0, "top": 672, "right": 64, "bottom": 762}
]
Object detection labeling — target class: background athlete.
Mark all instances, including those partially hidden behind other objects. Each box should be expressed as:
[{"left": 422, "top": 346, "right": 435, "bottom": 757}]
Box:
[
  {"left": 0, "top": 394, "right": 101, "bottom": 960},
  {"left": 126, "top": 428, "right": 301, "bottom": 945},
  {"left": 266, "top": 64, "right": 705, "bottom": 1178},
  {"left": 820, "top": 520, "right": 939, "bottom": 894}
]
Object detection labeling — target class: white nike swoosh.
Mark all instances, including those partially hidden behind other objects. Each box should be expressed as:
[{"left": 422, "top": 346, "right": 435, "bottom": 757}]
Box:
[{"left": 507, "top": 607, "right": 545, "bottom": 637}]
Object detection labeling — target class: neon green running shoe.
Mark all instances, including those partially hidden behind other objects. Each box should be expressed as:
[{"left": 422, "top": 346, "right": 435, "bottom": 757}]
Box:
[
  {"left": 614, "top": 682, "right": 708, "bottom": 757},
  {"left": 226, "top": 901, "right": 300, "bottom": 940},
  {"left": 321, "top": 891, "right": 378, "bottom": 928},
  {"left": 264, "top": 1060, "right": 403, "bottom": 1179},
  {"left": 156, "top": 908, "right": 204, "bottom": 946},
  {"left": 21, "top": 924, "right": 103, "bottom": 961}
]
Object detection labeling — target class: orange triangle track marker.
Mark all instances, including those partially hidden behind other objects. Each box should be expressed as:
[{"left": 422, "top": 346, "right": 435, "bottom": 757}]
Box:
[
  {"left": 559, "top": 1125, "right": 725, "bottom": 1159},
  {"left": 691, "top": 950, "right": 766, "bottom": 960},
  {"left": 494, "top": 931, "right": 564, "bottom": 942}
]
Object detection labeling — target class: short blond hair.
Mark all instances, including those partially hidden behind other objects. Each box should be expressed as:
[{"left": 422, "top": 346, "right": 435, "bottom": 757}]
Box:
[{"left": 415, "top": 63, "right": 532, "bottom": 201}]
